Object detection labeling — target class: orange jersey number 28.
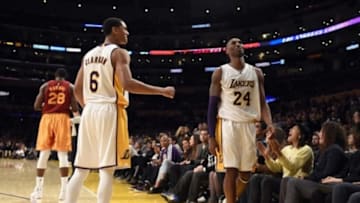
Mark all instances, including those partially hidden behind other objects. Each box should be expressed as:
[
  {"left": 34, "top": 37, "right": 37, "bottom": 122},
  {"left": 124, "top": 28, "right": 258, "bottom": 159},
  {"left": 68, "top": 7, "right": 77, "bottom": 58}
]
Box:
[{"left": 48, "top": 92, "right": 66, "bottom": 105}]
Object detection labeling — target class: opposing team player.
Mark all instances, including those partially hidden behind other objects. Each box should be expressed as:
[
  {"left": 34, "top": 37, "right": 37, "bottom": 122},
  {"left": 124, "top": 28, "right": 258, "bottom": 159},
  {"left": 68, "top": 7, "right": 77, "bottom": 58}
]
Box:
[{"left": 31, "top": 68, "right": 79, "bottom": 202}]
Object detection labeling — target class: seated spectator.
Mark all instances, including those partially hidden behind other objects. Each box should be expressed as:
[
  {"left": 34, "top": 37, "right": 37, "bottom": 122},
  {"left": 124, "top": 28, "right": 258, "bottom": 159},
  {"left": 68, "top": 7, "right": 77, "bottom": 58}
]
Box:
[
  {"left": 307, "top": 123, "right": 360, "bottom": 203},
  {"left": 0, "top": 141, "right": 4, "bottom": 158},
  {"left": 311, "top": 131, "right": 320, "bottom": 151},
  {"left": 247, "top": 124, "right": 313, "bottom": 203},
  {"left": 352, "top": 110, "right": 360, "bottom": 125},
  {"left": 345, "top": 131, "right": 358, "bottom": 154},
  {"left": 132, "top": 142, "right": 161, "bottom": 191},
  {"left": 180, "top": 137, "right": 192, "bottom": 163},
  {"left": 170, "top": 135, "right": 183, "bottom": 154},
  {"left": 148, "top": 133, "right": 182, "bottom": 193},
  {"left": 162, "top": 151, "right": 215, "bottom": 203},
  {"left": 174, "top": 126, "right": 189, "bottom": 148},
  {"left": 280, "top": 121, "right": 348, "bottom": 203},
  {"left": 128, "top": 139, "right": 155, "bottom": 184},
  {"left": 208, "top": 170, "right": 225, "bottom": 203},
  {"left": 4, "top": 140, "right": 13, "bottom": 158},
  {"left": 167, "top": 134, "right": 201, "bottom": 188},
  {"left": 14, "top": 142, "right": 27, "bottom": 159},
  {"left": 332, "top": 183, "right": 360, "bottom": 203}
]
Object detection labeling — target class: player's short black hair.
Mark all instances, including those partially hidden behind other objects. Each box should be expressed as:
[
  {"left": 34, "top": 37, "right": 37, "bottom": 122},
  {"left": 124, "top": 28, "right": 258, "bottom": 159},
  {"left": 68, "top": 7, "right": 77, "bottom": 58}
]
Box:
[
  {"left": 102, "top": 17, "right": 123, "bottom": 36},
  {"left": 54, "top": 68, "right": 68, "bottom": 79}
]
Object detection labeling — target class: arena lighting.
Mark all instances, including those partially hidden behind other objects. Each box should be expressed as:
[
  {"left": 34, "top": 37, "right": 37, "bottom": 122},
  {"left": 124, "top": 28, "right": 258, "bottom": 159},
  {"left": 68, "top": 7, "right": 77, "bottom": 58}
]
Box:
[
  {"left": 255, "top": 62, "right": 271, "bottom": 67},
  {"left": 191, "top": 23, "right": 211, "bottom": 29},
  {"left": 25, "top": 16, "right": 360, "bottom": 55},
  {"left": 266, "top": 95, "right": 277, "bottom": 103},
  {"left": 170, "top": 68, "right": 183, "bottom": 73},
  {"left": 149, "top": 50, "right": 175, "bottom": 55},
  {"left": 66, "top": 47, "right": 81, "bottom": 53},
  {"left": 15, "top": 42, "right": 22, "bottom": 47},
  {"left": 268, "top": 16, "right": 360, "bottom": 46},
  {"left": 84, "top": 23, "right": 102, "bottom": 28},
  {"left": 271, "top": 59, "right": 285, "bottom": 65},
  {"left": 0, "top": 91, "right": 10, "bottom": 96},
  {"left": 204, "top": 67, "right": 218, "bottom": 72},
  {"left": 256, "top": 59, "right": 286, "bottom": 67},
  {"left": 50, "top": 46, "right": 66, "bottom": 52},
  {"left": 189, "top": 47, "right": 224, "bottom": 54},
  {"left": 142, "top": 16, "right": 360, "bottom": 56},
  {"left": 33, "top": 44, "right": 49, "bottom": 50},
  {"left": 243, "top": 42, "right": 261, "bottom": 49},
  {"left": 5, "top": 41, "right": 14, "bottom": 46},
  {"left": 346, "top": 43, "right": 359, "bottom": 51}
]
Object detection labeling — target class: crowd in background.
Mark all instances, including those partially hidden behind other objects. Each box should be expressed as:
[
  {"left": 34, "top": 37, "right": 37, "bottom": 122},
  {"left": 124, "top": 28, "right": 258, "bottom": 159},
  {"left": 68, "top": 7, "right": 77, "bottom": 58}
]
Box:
[
  {"left": 109, "top": 91, "right": 360, "bottom": 203},
  {"left": 0, "top": 90, "right": 359, "bottom": 203}
]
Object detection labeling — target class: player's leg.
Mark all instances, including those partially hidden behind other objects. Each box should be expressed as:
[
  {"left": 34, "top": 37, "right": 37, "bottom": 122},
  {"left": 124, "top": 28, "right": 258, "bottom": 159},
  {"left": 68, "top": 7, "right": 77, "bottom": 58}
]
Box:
[
  {"left": 31, "top": 114, "right": 53, "bottom": 201},
  {"left": 54, "top": 114, "right": 72, "bottom": 200},
  {"left": 221, "top": 119, "right": 243, "bottom": 203},
  {"left": 98, "top": 167, "right": 115, "bottom": 203},
  {"left": 236, "top": 122, "right": 257, "bottom": 200},
  {"left": 236, "top": 171, "right": 251, "bottom": 199},
  {"left": 224, "top": 167, "right": 238, "bottom": 203},
  {"left": 57, "top": 151, "right": 69, "bottom": 200},
  {"left": 31, "top": 149, "right": 51, "bottom": 201},
  {"left": 65, "top": 168, "right": 90, "bottom": 203}
]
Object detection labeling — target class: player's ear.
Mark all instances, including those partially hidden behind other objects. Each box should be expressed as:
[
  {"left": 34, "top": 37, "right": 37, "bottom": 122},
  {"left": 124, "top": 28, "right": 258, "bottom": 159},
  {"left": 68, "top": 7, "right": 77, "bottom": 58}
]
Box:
[{"left": 111, "top": 26, "right": 119, "bottom": 34}]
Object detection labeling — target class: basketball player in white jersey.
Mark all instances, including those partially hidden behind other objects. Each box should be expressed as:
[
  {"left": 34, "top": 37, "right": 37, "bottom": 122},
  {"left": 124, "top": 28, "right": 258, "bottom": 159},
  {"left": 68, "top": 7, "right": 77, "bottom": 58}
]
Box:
[
  {"left": 207, "top": 38, "right": 273, "bottom": 203},
  {"left": 65, "top": 17, "right": 175, "bottom": 203}
]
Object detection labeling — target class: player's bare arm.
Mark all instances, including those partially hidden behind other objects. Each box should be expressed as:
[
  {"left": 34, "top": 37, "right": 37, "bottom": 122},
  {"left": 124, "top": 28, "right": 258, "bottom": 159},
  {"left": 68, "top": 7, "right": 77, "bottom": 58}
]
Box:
[
  {"left": 74, "top": 64, "right": 85, "bottom": 107},
  {"left": 113, "top": 48, "right": 175, "bottom": 99},
  {"left": 208, "top": 67, "right": 222, "bottom": 155},
  {"left": 69, "top": 84, "right": 80, "bottom": 112},
  {"left": 34, "top": 83, "right": 47, "bottom": 111},
  {"left": 255, "top": 68, "right": 273, "bottom": 133}
]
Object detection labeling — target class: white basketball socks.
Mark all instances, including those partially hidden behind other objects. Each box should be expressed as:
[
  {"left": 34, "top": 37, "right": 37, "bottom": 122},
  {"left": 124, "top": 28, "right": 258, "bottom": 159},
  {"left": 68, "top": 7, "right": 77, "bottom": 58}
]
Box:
[
  {"left": 30, "top": 177, "right": 44, "bottom": 201},
  {"left": 59, "top": 177, "right": 68, "bottom": 200}
]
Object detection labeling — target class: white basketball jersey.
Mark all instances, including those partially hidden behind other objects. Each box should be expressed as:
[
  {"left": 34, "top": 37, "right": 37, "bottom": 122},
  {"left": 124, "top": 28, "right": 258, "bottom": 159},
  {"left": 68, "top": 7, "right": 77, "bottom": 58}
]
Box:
[
  {"left": 218, "top": 63, "right": 261, "bottom": 122},
  {"left": 83, "top": 44, "right": 129, "bottom": 105}
]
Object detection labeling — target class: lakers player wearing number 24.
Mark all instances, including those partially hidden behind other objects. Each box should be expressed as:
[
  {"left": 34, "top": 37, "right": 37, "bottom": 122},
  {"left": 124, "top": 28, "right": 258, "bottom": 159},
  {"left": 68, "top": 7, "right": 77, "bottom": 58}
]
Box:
[{"left": 207, "top": 38, "right": 274, "bottom": 203}]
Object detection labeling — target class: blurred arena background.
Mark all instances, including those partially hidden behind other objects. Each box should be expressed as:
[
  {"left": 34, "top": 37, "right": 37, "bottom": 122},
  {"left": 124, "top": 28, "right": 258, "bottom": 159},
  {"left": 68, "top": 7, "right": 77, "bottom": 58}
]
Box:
[{"left": 0, "top": 1, "right": 359, "bottom": 202}]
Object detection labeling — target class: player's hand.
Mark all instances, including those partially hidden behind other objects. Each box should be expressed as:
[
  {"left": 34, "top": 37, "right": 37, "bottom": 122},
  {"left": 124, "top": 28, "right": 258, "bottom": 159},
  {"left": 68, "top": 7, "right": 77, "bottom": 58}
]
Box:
[
  {"left": 209, "top": 137, "right": 219, "bottom": 156},
  {"left": 162, "top": 86, "right": 175, "bottom": 99},
  {"left": 266, "top": 124, "right": 275, "bottom": 139}
]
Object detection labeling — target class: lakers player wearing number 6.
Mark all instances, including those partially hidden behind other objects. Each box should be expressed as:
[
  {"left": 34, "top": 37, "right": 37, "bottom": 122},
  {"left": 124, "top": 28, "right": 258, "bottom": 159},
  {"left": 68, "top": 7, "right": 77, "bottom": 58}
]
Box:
[
  {"left": 65, "top": 17, "right": 175, "bottom": 203},
  {"left": 31, "top": 68, "right": 79, "bottom": 202},
  {"left": 207, "top": 38, "right": 274, "bottom": 203}
]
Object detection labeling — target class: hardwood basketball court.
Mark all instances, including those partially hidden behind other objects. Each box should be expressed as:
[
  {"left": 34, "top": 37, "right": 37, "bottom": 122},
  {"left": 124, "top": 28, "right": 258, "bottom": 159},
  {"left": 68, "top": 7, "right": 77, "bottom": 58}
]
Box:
[{"left": 0, "top": 158, "right": 165, "bottom": 203}]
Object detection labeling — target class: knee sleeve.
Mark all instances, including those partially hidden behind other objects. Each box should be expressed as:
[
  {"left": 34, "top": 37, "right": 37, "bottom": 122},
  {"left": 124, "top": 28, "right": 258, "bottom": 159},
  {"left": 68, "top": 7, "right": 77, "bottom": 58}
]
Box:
[
  {"left": 37, "top": 150, "right": 51, "bottom": 169},
  {"left": 57, "top": 151, "right": 69, "bottom": 168}
]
